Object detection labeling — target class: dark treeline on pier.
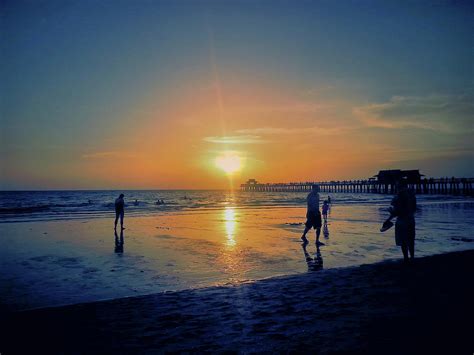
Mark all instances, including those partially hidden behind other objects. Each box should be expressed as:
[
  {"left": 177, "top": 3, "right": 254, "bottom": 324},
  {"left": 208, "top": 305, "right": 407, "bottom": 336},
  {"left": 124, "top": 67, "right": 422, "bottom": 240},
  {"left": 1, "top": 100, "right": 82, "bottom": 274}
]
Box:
[{"left": 241, "top": 170, "right": 474, "bottom": 196}]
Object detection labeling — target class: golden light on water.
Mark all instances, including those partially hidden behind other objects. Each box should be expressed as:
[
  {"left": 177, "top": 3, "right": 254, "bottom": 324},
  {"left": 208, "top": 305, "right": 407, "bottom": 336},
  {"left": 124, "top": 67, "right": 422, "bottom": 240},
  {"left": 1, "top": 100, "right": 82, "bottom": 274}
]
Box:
[
  {"left": 223, "top": 207, "right": 237, "bottom": 247},
  {"left": 215, "top": 152, "right": 243, "bottom": 175}
]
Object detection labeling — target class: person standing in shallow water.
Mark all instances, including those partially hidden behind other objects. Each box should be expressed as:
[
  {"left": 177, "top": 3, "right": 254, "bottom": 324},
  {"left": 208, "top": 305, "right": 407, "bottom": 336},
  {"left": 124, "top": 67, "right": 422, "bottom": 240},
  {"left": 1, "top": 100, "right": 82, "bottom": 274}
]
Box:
[
  {"left": 114, "top": 194, "right": 125, "bottom": 230},
  {"left": 301, "top": 185, "right": 324, "bottom": 246},
  {"left": 383, "top": 180, "right": 417, "bottom": 262}
]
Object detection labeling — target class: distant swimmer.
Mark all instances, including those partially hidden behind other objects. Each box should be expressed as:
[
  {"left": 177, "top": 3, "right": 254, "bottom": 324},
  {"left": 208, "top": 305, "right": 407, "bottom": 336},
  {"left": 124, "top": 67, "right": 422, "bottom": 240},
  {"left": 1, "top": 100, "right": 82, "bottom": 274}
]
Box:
[
  {"left": 155, "top": 199, "right": 165, "bottom": 205},
  {"left": 301, "top": 185, "right": 324, "bottom": 246},
  {"left": 134, "top": 199, "right": 139, "bottom": 206},
  {"left": 114, "top": 194, "right": 125, "bottom": 230}
]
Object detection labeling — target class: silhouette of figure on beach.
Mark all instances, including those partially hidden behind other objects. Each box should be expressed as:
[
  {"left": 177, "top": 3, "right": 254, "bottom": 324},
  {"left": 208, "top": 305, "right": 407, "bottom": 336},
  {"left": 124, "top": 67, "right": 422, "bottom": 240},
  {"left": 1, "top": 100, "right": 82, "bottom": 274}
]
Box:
[
  {"left": 382, "top": 179, "right": 417, "bottom": 262},
  {"left": 133, "top": 199, "right": 139, "bottom": 206},
  {"left": 114, "top": 229, "right": 124, "bottom": 253},
  {"left": 322, "top": 200, "right": 329, "bottom": 222},
  {"left": 302, "top": 243, "right": 323, "bottom": 271},
  {"left": 114, "top": 194, "right": 125, "bottom": 230},
  {"left": 301, "top": 185, "right": 324, "bottom": 246}
]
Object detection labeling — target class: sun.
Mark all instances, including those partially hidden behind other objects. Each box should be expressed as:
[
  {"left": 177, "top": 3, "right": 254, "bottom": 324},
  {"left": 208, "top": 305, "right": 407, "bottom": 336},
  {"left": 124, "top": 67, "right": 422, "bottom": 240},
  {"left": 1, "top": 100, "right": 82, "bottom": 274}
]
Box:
[{"left": 215, "top": 152, "right": 243, "bottom": 174}]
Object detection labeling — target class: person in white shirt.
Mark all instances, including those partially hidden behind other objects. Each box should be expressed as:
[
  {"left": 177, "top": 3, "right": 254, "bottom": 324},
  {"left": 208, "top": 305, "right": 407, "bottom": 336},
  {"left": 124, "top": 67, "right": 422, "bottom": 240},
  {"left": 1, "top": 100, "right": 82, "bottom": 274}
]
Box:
[{"left": 301, "top": 185, "right": 324, "bottom": 246}]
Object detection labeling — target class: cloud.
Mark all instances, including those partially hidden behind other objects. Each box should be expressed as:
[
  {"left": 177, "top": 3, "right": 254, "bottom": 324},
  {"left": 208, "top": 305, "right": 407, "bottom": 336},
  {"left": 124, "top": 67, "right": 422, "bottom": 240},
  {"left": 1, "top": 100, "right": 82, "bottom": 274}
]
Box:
[
  {"left": 81, "top": 151, "right": 137, "bottom": 159},
  {"left": 354, "top": 94, "right": 474, "bottom": 133},
  {"left": 203, "top": 135, "right": 267, "bottom": 144},
  {"left": 236, "top": 125, "right": 355, "bottom": 136}
]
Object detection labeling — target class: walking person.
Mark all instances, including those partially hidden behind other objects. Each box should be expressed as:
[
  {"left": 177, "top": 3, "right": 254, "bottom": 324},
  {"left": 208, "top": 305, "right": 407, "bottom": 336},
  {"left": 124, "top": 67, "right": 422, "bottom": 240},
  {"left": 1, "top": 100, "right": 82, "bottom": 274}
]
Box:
[
  {"left": 301, "top": 185, "right": 324, "bottom": 246},
  {"left": 381, "top": 179, "right": 417, "bottom": 262},
  {"left": 114, "top": 193, "right": 125, "bottom": 230},
  {"left": 322, "top": 200, "right": 329, "bottom": 222}
]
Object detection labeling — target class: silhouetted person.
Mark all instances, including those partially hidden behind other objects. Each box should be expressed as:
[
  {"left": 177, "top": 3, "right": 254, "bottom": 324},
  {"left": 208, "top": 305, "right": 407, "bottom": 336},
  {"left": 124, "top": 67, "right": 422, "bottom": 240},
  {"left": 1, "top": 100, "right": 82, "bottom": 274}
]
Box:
[
  {"left": 327, "top": 196, "right": 331, "bottom": 204},
  {"left": 114, "top": 193, "right": 125, "bottom": 230},
  {"left": 134, "top": 199, "right": 139, "bottom": 206},
  {"left": 322, "top": 200, "right": 329, "bottom": 221},
  {"left": 302, "top": 243, "right": 323, "bottom": 271},
  {"left": 301, "top": 184, "right": 323, "bottom": 246},
  {"left": 114, "top": 229, "right": 124, "bottom": 253},
  {"left": 383, "top": 179, "right": 417, "bottom": 262}
]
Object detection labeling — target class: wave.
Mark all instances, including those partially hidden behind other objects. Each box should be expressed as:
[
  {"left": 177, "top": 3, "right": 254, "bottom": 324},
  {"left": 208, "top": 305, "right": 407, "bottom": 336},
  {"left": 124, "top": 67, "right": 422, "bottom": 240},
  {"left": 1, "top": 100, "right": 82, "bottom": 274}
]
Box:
[
  {"left": 0, "top": 205, "right": 52, "bottom": 214},
  {"left": 0, "top": 190, "right": 471, "bottom": 223}
]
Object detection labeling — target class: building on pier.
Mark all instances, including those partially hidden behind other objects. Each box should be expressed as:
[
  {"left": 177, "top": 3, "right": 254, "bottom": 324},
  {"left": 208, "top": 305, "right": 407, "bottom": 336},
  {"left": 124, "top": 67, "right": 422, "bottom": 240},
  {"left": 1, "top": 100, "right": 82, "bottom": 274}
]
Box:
[{"left": 375, "top": 170, "right": 423, "bottom": 185}]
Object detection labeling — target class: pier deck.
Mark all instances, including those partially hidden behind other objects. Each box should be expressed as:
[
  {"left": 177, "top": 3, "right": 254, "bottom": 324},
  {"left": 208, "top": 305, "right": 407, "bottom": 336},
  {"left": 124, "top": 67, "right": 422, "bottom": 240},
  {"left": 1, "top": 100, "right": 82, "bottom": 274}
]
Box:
[{"left": 240, "top": 178, "right": 474, "bottom": 195}]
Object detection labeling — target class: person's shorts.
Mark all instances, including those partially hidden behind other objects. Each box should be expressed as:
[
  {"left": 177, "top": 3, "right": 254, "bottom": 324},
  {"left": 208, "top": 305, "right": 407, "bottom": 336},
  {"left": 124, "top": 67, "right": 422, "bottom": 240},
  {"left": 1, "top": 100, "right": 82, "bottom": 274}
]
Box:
[
  {"left": 395, "top": 217, "right": 415, "bottom": 246},
  {"left": 305, "top": 210, "right": 322, "bottom": 229},
  {"left": 115, "top": 209, "right": 124, "bottom": 218}
]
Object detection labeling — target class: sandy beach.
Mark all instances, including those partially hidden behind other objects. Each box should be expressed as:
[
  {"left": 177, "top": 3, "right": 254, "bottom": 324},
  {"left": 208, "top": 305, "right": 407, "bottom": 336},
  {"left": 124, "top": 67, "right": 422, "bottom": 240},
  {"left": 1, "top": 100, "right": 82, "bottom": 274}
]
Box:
[
  {"left": 1, "top": 195, "right": 473, "bottom": 353},
  {"left": 2, "top": 250, "right": 473, "bottom": 354},
  {"left": 1, "top": 201, "right": 473, "bottom": 311}
]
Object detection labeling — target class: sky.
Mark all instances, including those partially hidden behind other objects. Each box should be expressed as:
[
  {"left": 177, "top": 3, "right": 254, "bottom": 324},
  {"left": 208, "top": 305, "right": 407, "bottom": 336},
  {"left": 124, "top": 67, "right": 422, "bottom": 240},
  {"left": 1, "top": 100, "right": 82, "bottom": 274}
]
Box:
[{"left": 1, "top": 0, "right": 473, "bottom": 190}]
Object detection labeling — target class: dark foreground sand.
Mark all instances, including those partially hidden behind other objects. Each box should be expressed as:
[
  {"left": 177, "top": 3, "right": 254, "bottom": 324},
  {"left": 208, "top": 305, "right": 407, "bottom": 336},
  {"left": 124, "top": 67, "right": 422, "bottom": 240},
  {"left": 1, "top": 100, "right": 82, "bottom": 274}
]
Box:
[{"left": 2, "top": 250, "right": 473, "bottom": 354}]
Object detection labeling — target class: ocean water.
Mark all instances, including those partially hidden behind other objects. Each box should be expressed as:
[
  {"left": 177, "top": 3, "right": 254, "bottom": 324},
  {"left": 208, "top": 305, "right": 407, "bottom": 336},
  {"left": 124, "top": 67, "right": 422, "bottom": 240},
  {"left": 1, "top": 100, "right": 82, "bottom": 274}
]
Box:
[
  {"left": 1, "top": 190, "right": 472, "bottom": 223},
  {"left": 1, "top": 190, "right": 474, "bottom": 310}
]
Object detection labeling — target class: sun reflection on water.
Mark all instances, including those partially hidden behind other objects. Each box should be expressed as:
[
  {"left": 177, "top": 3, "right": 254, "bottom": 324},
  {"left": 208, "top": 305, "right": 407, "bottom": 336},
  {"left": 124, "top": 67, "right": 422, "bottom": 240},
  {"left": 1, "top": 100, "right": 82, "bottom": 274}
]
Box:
[{"left": 223, "top": 207, "right": 237, "bottom": 247}]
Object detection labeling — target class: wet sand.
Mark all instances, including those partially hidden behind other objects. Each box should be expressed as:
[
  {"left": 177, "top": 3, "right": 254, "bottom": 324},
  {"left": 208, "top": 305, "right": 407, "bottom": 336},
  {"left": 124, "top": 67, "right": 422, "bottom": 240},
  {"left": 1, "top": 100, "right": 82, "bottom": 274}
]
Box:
[
  {"left": 2, "top": 250, "right": 473, "bottom": 354},
  {"left": 1, "top": 205, "right": 473, "bottom": 311}
]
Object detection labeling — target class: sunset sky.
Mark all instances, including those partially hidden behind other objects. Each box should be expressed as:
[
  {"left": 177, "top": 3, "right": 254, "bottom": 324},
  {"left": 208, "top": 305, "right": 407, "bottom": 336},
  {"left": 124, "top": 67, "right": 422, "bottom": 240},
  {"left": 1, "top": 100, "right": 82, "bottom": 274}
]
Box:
[{"left": 1, "top": 0, "right": 473, "bottom": 190}]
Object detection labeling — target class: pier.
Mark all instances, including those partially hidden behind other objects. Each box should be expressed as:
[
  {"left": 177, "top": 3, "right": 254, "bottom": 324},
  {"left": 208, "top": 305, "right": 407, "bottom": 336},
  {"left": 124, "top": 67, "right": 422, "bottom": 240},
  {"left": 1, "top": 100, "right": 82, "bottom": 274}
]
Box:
[{"left": 240, "top": 176, "right": 474, "bottom": 196}]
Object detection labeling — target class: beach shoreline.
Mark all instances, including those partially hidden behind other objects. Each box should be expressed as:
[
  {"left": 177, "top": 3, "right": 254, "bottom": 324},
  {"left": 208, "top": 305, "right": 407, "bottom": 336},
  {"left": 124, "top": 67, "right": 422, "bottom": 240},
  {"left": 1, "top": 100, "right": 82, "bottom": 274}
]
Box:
[
  {"left": 2, "top": 249, "right": 473, "bottom": 354},
  {"left": 1, "top": 202, "right": 473, "bottom": 312}
]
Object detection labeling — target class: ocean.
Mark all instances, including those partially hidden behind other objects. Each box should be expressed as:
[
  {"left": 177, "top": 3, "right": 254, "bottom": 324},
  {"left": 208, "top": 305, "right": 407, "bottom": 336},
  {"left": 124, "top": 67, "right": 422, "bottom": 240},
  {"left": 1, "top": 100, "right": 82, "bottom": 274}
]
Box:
[
  {"left": 1, "top": 190, "right": 473, "bottom": 310},
  {"left": 1, "top": 189, "right": 472, "bottom": 223}
]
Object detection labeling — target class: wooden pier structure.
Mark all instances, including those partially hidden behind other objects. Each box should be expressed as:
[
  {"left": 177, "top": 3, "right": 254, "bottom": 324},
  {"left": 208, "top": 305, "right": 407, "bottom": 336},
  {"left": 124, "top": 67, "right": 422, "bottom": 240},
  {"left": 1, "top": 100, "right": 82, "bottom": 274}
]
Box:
[{"left": 240, "top": 176, "right": 474, "bottom": 196}]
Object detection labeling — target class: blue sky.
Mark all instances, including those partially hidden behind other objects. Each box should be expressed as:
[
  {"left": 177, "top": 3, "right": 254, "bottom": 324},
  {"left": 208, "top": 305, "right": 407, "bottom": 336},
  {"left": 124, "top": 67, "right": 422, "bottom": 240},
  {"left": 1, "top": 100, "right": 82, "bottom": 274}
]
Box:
[{"left": 1, "top": 0, "right": 473, "bottom": 189}]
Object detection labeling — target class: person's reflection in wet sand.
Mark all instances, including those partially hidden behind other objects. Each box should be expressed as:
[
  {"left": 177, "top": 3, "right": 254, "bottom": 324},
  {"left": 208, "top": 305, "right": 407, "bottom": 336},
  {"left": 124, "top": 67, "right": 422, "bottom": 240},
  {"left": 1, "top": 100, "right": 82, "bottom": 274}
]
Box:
[
  {"left": 323, "top": 220, "right": 330, "bottom": 240},
  {"left": 114, "top": 229, "right": 124, "bottom": 254},
  {"left": 301, "top": 243, "right": 323, "bottom": 271}
]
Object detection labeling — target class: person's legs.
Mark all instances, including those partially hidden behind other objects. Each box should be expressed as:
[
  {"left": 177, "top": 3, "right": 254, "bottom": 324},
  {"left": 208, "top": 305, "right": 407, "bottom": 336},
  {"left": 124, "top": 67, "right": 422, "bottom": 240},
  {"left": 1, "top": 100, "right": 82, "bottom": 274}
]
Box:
[
  {"left": 408, "top": 240, "right": 415, "bottom": 259},
  {"left": 120, "top": 211, "right": 124, "bottom": 229},
  {"left": 301, "top": 226, "right": 310, "bottom": 243},
  {"left": 401, "top": 244, "right": 409, "bottom": 262},
  {"left": 315, "top": 211, "right": 324, "bottom": 245},
  {"left": 302, "top": 212, "right": 313, "bottom": 243}
]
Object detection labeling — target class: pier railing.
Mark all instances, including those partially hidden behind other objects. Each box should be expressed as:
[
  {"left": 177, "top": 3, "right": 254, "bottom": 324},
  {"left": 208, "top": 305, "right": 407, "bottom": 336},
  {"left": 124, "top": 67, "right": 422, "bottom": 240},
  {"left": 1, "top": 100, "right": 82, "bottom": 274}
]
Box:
[{"left": 240, "top": 178, "right": 474, "bottom": 196}]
